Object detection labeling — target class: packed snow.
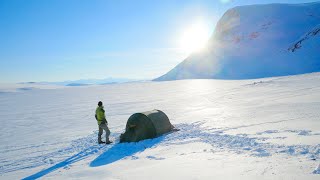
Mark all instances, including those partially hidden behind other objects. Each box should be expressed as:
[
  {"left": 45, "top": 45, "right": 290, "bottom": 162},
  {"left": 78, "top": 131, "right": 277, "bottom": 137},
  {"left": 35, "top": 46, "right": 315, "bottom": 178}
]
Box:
[{"left": 0, "top": 73, "right": 319, "bottom": 179}]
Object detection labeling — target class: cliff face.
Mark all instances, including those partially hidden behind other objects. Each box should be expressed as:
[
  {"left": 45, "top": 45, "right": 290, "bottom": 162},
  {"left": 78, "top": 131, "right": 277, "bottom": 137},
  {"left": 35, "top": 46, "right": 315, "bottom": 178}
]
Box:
[{"left": 155, "top": 2, "right": 320, "bottom": 81}]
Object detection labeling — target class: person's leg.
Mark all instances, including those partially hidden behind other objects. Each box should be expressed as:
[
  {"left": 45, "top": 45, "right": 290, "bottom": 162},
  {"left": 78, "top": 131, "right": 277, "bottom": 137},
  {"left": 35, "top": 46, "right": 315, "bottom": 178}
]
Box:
[
  {"left": 100, "top": 124, "right": 111, "bottom": 142},
  {"left": 98, "top": 125, "right": 103, "bottom": 143},
  {"left": 105, "top": 126, "right": 111, "bottom": 142}
]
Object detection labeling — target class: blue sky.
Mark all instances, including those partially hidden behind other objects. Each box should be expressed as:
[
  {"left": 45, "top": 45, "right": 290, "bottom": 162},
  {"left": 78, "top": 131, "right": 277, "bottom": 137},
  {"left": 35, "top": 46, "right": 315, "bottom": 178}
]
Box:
[{"left": 0, "top": 0, "right": 316, "bottom": 83}]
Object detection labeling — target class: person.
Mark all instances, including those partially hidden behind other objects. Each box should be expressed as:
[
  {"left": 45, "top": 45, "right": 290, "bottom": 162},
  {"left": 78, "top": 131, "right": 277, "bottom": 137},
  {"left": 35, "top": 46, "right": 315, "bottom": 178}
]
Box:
[{"left": 95, "top": 101, "right": 112, "bottom": 144}]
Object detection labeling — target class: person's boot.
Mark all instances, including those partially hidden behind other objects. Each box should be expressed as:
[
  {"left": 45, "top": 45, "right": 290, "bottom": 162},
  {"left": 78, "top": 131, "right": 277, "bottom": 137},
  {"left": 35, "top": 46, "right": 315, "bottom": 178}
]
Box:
[
  {"left": 98, "top": 141, "right": 106, "bottom": 144},
  {"left": 98, "top": 136, "right": 105, "bottom": 144},
  {"left": 105, "top": 139, "right": 112, "bottom": 144}
]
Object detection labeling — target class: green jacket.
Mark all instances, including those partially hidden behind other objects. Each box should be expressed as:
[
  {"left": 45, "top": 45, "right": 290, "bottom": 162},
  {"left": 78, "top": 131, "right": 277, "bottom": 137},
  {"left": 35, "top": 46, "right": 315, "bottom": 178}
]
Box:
[{"left": 95, "top": 106, "right": 107, "bottom": 125}]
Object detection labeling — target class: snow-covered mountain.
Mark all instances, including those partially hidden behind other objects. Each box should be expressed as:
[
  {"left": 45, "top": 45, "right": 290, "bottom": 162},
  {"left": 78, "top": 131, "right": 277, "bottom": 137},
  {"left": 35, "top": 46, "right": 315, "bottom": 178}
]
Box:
[
  {"left": 16, "top": 78, "right": 139, "bottom": 87},
  {"left": 155, "top": 2, "right": 320, "bottom": 81}
]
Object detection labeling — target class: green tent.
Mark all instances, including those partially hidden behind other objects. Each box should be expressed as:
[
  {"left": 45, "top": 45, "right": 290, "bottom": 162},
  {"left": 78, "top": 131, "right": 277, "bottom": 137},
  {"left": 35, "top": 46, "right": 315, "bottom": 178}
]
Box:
[{"left": 120, "top": 110, "right": 174, "bottom": 143}]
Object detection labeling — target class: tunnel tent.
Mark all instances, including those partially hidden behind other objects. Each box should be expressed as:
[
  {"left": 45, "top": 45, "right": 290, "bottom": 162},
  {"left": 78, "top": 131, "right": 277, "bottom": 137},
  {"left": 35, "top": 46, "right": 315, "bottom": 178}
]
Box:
[{"left": 120, "top": 109, "right": 174, "bottom": 143}]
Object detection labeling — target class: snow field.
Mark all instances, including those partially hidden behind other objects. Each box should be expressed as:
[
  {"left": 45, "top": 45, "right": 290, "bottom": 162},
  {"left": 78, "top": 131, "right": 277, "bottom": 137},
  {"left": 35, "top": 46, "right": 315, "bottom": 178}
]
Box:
[{"left": 0, "top": 73, "right": 319, "bottom": 179}]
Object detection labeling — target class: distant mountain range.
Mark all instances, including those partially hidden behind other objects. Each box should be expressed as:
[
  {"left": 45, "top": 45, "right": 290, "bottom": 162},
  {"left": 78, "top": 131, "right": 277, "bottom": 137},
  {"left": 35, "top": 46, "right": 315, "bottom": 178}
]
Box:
[
  {"left": 55, "top": 78, "right": 137, "bottom": 86},
  {"left": 21, "top": 78, "right": 140, "bottom": 86},
  {"left": 155, "top": 2, "right": 320, "bottom": 81}
]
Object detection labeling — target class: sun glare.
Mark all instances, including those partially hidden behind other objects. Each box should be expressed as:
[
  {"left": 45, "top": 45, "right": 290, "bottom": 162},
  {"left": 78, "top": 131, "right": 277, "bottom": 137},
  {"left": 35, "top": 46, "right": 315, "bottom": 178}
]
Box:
[{"left": 179, "top": 21, "right": 211, "bottom": 55}]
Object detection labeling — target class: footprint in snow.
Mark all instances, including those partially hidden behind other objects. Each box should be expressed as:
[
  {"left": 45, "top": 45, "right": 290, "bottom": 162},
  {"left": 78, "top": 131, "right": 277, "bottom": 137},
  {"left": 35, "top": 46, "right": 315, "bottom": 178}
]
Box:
[{"left": 146, "top": 156, "right": 165, "bottom": 160}]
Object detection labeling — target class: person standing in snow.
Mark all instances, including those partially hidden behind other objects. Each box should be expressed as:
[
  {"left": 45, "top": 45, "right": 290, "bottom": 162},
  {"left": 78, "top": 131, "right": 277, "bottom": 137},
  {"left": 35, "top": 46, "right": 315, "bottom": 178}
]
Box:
[{"left": 95, "top": 101, "right": 112, "bottom": 144}]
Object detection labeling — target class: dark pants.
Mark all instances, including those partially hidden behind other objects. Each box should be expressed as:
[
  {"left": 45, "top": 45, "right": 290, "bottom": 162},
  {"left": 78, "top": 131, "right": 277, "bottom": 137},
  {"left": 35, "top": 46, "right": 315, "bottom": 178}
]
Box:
[{"left": 98, "top": 123, "right": 110, "bottom": 142}]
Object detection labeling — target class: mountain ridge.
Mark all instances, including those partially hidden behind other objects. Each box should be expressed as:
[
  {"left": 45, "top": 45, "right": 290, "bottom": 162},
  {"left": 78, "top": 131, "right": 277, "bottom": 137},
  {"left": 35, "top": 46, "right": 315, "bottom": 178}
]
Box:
[{"left": 155, "top": 2, "right": 320, "bottom": 81}]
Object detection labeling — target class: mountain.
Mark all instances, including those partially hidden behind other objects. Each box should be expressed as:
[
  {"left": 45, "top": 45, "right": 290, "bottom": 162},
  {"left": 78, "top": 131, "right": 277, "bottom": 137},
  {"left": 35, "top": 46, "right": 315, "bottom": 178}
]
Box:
[
  {"left": 65, "top": 83, "right": 90, "bottom": 87},
  {"left": 155, "top": 2, "right": 320, "bottom": 81},
  {"left": 44, "top": 77, "right": 136, "bottom": 86}
]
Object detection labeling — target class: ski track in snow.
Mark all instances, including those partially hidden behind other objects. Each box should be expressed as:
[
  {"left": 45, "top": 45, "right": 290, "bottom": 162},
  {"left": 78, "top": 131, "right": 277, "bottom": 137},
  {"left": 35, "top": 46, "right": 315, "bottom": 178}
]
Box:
[{"left": 169, "top": 122, "right": 320, "bottom": 158}]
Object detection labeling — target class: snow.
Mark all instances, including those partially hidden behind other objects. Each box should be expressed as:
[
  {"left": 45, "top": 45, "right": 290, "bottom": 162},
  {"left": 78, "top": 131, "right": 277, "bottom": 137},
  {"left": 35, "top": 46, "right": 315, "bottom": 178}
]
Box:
[
  {"left": 314, "top": 164, "right": 320, "bottom": 174},
  {"left": 0, "top": 72, "right": 319, "bottom": 179},
  {"left": 156, "top": 2, "right": 320, "bottom": 81}
]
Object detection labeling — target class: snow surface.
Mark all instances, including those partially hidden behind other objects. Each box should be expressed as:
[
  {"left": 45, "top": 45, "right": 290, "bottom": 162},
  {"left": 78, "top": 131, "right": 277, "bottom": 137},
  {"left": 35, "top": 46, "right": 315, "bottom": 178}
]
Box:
[
  {"left": 156, "top": 2, "right": 320, "bottom": 81},
  {"left": 0, "top": 73, "right": 320, "bottom": 179}
]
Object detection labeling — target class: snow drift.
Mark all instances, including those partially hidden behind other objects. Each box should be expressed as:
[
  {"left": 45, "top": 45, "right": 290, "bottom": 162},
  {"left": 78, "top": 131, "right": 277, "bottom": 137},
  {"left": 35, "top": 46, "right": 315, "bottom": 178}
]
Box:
[{"left": 155, "top": 2, "right": 320, "bottom": 81}]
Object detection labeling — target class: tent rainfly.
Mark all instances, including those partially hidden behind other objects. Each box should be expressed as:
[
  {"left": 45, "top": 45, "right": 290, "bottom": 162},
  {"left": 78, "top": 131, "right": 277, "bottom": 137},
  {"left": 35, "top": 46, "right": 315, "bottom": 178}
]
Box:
[{"left": 120, "top": 110, "right": 174, "bottom": 143}]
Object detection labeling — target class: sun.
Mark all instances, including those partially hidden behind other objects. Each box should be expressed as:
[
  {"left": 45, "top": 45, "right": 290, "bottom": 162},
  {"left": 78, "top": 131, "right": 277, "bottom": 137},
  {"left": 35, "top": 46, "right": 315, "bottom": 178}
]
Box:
[{"left": 179, "top": 21, "right": 211, "bottom": 55}]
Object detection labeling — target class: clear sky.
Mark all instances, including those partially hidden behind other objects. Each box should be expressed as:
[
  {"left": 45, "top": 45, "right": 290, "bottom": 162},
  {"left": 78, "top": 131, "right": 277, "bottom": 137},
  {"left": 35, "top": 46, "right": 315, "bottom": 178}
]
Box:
[{"left": 0, "top": 0, "right": 316, "bottom": 83}]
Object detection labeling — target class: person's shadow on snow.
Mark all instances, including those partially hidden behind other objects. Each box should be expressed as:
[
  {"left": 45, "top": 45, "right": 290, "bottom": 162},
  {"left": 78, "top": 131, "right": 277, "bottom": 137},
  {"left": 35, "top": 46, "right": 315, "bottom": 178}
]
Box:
[
  {"left": 90, "top": 136, "right": 164, "bottom": 167},
  {"left": 22, "top": 133, "right": 166, "bottom": 179}
]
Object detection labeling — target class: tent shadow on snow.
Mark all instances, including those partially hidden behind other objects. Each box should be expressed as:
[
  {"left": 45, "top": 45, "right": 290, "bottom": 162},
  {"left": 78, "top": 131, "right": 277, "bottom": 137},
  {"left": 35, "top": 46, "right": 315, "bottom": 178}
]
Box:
[{"left": 90, "top": 135, "right": 165, "bottom": 167}]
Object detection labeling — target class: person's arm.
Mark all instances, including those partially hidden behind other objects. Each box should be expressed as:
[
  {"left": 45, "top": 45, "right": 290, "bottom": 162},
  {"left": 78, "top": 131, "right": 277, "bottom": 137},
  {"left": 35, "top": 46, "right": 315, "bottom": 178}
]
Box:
[{"left": 101, "top": 108, "right": 107, "bottom": 124}]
